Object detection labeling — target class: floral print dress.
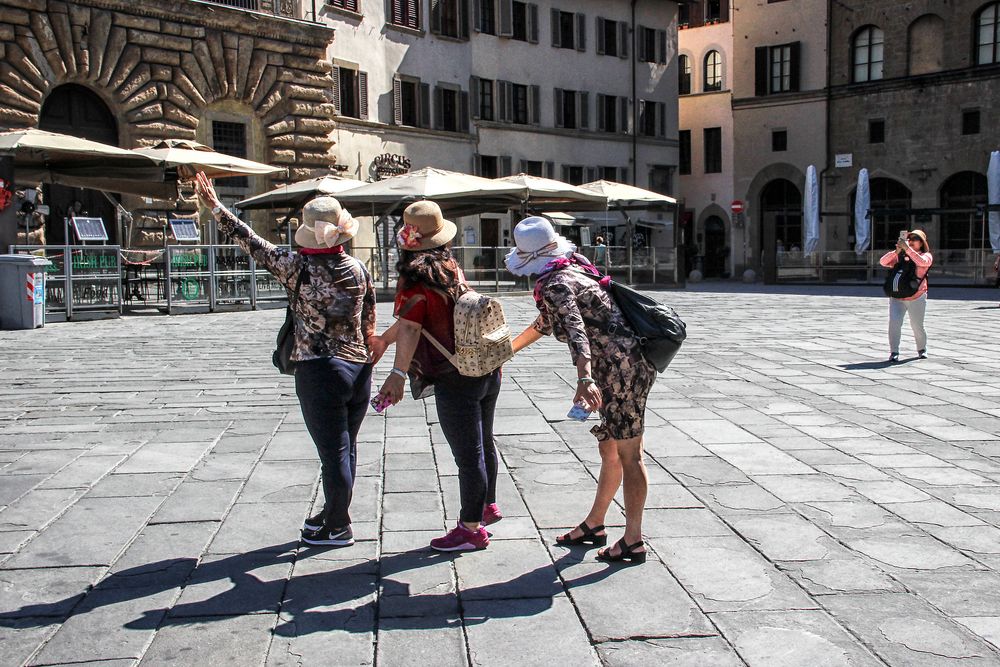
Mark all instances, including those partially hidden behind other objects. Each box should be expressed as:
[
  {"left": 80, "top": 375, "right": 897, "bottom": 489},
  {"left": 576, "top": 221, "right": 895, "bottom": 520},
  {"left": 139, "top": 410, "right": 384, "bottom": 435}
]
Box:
[
  {"left": 217, "top": 210, "right": 376, "bottom": 364},
  {"left": 532, "top": 267, "right": 656, "bottom": 441}
]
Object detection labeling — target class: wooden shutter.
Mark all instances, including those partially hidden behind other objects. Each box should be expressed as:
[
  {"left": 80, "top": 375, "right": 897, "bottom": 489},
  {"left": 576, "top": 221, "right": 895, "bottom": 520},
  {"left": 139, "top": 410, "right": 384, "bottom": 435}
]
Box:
[
  {"left": 551, "top": 8, "right": 561, "bottom": 47},
  {"left": 637, "top": 98, "right": 646, "bottom": 135},
  {"left": 331, "top": 66, "right": 341, "bottom": 114},
  {"left": 657, "top": 29, "right": 667, "bottom": 64},
  {"left": 620, "top": 96, "right": 629, "bottom": 133},
  {"left": 576, "top": 13, "right": 586, "bottom": 51},
  {"left": 689, "top": 1, "right": 703, "bottom": 26},
  {"left": 755, "top": 46, "right": 768, "bottom": 96},
  {"left": 553, "top": 87, "right": 564, "bottom": 127},
  {"left": 392, "top": 76, "right": 403, "bottom": 125},
  {"left": 789, "top": 41, "right": 801, "bottom": 92},
  {"left": 419, "top": 82, "right": 431, "bottom": 127},
  {"left": 358, "top": 71, "right": 369, "bottom": 119},
  {"left": 406, "top": 0, "right": 419, "bottom": 29},
  {"left": 500, "top": 155, "right": 512, "bottom": 177},
  {"left": 578, "top": 91, "right": 589, "bottom": 129},
  {"left": 470, "top": 76, "right": 480, "bottom": 119},
  {"left": 720, "top": 0, "right": 730, "bottom": 23},
  {"left": 497, "top": 80, "right": 510, "bottom": 122},
  {"left": 544, "top": 161, "right": 555, "bottom": 178},
  {"left": 658, "top": 102, "right": 666, "bottom": 138},
  {"left": 528, "top": 3, "right": 539, "bottom": 43},
  {"left": 499, "top": 0, "right": 512, "bottom": 36},
  {"left": 430, "top": 0, "right": 442, "bottom": 34},
  {"left": 460, "top": 91, "right": 470, "bottom": 132},
  {"left": 619, "top": 21, "right": 628, "bottom": 58},
  {"left": 529, "top": 84, "right": 540, "bottom": 124},
  {"left": 596, "top": 93, "right": 606, "bottom": 130},
  {"left": 636, "top": 25, "right": 647, "bottom": 61},
  {"left": 596, "top": 17, "right": 605, "bottom": 55},
  {"left": 391, "top": 0, "right": 403, "bottom": 24},
  {"left": 472, "top": 153, "right": 482, "bottom": 176},
  {"left": 434, "top": 86, "right": 444, "bottom": 129}
]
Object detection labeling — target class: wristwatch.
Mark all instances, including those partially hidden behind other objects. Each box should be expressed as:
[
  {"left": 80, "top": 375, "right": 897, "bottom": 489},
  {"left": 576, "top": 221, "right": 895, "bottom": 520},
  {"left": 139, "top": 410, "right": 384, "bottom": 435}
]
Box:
[{"left": 212, "top": 205, "right": 224, "bottom": 219}]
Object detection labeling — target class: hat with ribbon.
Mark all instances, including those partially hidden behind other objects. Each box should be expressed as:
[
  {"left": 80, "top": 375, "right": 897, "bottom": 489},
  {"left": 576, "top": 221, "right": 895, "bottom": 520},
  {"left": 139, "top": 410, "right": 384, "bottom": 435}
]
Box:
[
  {"left": 907, "top": 229, "right": 931, "bottom": 254},
  {"left": 294, "top": 196, "right": 359, "bottom": 249},
  {"left": 504, "top": 216, "right": 575, "bottom": 276},
  {"left": 396, "top": 200, "right": 458, "bottom": 251}
]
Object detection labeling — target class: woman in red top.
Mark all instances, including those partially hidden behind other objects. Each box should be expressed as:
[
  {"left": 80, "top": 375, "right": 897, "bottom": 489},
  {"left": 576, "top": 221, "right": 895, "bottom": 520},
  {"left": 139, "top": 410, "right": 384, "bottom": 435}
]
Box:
[
  {"left": 371, "top": 201, "right": 501, "bottom": 553},
  {"left": 879, "top": 229, "right": 932, "bottom": 362}
]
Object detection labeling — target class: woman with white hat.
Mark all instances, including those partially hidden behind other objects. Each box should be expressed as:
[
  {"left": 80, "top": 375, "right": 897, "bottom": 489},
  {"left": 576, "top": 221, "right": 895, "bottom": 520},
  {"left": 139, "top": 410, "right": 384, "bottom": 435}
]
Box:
[
  {"left": 371, "top": 200, "right": 502, "bottom": 553},
  {"left": 195, "top": 172, "right": 375, "bottom": 548},
  {"left": 508, "top": 217, "right": 656, "bottom": 565}
]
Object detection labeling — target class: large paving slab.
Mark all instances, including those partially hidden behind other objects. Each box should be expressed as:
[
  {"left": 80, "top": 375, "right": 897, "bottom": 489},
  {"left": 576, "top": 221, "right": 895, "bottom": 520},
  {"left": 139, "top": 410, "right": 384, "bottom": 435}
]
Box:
[{"left": 2, "top": 285, "right": 1000, "bottom": 665}]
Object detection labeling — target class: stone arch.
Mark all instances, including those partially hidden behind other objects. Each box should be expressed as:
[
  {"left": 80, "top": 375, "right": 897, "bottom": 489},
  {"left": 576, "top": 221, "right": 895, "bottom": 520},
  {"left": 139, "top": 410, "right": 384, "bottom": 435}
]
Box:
[{"left": 908, "top": 14, "right": 945, "bottom": 75}]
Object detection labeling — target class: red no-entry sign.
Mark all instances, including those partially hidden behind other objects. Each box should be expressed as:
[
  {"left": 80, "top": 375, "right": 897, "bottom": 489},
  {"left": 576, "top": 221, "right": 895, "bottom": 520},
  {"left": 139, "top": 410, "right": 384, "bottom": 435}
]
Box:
[{"left": 731, "top": 200, "right": 745, "bottom": 214}]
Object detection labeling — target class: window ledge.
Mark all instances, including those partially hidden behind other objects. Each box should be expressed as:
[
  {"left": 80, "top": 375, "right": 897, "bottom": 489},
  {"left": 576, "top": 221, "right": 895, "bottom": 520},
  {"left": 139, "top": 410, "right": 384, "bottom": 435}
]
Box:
[
  {"left": 385, "top": 23, "right": 425, "bottom": 37},
  {"left": 324, "top": 4, "right": 363, "bottom": 21},
  {"left": 432, "top": 32, "right": 470, "bottom": 43}
]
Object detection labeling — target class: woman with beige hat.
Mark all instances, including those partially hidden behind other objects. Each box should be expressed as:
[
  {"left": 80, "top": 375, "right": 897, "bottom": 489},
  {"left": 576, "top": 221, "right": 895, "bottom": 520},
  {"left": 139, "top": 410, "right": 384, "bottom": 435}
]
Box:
[
  {"left": 370, "top": 200, "right": 502, "bottom": 553},
  {"left": 507, "top": 217, "right": 655, "bottom": 565},
  {"left": 194, "top": 172, "right": 376, "bottom": 548},
  {"left": 879, "top": 229, "right": 933, "bottom": 362}
]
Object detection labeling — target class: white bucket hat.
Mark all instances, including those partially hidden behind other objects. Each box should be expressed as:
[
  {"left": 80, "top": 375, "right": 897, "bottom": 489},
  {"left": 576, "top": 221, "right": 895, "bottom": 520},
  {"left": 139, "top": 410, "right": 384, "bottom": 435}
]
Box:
[
  {"left": 504, "top": 216, "right": 575, "bottom": 276},
  {"left": 294, "top": 196, "right": 359, "bottom": 249}
]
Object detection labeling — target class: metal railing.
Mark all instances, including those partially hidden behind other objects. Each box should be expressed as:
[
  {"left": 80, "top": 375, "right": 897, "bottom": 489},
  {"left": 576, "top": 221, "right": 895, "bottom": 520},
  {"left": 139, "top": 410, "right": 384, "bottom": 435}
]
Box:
[
  {"left": 776, "top": 249, "right": 999, "bottom": 285},
  {"left": 9, "top": 245, "right": 123, "bottom": 320},
  {"left": 163, "top": 244, "right": 292, "bottom": 314}
]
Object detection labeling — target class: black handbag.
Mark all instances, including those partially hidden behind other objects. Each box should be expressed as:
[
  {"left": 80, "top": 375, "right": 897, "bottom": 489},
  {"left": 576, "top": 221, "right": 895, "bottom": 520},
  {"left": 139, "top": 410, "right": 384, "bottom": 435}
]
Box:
[
  {"left": 581, "top": 273, "right": 687, "bottom": 372},
  {"left": 882, "top": 254, "right": 927, "bottom": 299},
  {"left": 272, "top": 265, "right": 307, "bottom": 375}
]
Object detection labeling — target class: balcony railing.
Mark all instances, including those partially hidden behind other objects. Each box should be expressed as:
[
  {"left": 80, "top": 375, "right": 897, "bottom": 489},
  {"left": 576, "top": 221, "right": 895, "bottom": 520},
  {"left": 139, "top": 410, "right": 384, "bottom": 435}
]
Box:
[{"left": 197, "top": 0, "right": 310, "bottom": 21}]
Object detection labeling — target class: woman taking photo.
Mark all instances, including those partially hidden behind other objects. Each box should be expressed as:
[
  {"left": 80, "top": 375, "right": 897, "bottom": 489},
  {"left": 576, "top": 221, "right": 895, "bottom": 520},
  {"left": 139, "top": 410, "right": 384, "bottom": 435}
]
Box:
[
  {"left": 194, "top": 172, "right": 375, "bottom": 548},
  {"left": 507, "top": 217, "right": 655, "bottom": 565},
  {"left": 880, "top": 229, "right": 932, "bottom": 362},
  {"left": 372, "top": 200, "right": 502, "bottom": 552}
]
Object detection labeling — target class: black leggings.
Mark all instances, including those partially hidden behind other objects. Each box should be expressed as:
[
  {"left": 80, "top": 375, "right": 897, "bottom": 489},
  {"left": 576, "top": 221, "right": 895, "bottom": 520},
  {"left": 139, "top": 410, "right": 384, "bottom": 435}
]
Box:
[{"left": 295, "top": 357, "right": 372, "bottom": 528}]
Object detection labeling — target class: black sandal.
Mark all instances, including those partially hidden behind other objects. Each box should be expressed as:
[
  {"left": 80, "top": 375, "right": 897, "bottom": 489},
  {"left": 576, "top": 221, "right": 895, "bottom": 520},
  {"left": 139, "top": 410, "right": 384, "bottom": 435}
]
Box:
[
  {"left": 596, "top": 538, "right": 647, "bottom": 564},
  {"left": 556, "top": 521, "right": 607, "bottom": 547}
]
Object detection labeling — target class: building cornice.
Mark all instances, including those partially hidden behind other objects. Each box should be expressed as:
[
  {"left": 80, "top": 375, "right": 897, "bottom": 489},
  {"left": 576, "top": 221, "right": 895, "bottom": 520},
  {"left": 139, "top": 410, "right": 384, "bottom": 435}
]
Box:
[
  {"left": 732, "top": 89, "right": 827, "bottom": 110},
  {"left": 829, "top": 64, "right": 1000, "bottom": 100}
]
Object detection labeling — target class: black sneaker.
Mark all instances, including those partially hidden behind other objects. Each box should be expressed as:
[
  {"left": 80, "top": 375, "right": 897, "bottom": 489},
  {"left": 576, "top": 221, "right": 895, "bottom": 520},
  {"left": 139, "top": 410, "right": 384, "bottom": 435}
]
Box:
[
  {"left": 889, "top": 353, "right": 899, "bottom": 363},
  {"left": 302, "top": 524, "right": 354, "bottom": 547},
  {"left": 917, "top": 349, "right": 927, "bottom": 359},
  {"left": 303, "top": 511, "right": 326, "bottom": 532}
]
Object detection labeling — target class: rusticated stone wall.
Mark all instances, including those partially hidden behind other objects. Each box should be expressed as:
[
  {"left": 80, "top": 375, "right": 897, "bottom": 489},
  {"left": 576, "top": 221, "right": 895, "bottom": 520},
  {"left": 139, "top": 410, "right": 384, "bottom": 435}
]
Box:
[{"left": 0, "top": 0, "right": 336, "bottom": 239}]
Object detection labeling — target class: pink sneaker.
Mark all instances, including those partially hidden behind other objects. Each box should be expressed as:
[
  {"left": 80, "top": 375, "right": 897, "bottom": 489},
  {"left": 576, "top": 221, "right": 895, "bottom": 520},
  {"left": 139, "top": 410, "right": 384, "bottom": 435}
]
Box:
[
  {"left": 430, "top": 522, "right": 489, "bottom": 552},
  {"left": 482, "top": 503, "right": 503, "bottom": 526}
]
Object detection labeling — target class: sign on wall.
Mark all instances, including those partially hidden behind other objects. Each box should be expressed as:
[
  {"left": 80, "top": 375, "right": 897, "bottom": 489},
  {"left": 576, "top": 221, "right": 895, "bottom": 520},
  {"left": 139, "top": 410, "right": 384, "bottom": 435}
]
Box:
[{"left": 835, "top": 154, "right": 854, "bottom": 168}]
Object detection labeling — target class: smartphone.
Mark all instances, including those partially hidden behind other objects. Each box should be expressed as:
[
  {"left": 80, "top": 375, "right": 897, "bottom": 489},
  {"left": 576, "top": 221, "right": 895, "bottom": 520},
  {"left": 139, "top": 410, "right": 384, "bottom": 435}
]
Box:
[
  {"left": 898, "top": 230, "right": 908, "bottom": 242},
  {"left": 370, "top": 393, "right": 392, "bottom": 413},
  {"left": 567, "top": 403, "right": 592, "bottom": 421}
]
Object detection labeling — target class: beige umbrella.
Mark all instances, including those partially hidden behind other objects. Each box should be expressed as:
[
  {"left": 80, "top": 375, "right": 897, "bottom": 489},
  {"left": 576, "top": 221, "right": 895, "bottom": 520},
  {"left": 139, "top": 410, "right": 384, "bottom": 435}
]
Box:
[
  {"left": 498, "top": 173, "right": 608, "bottom": 211},
  {"left": 579, "top": 179, "right": 677, "bottom": 209},
  {"left": 236, "top": 174, "right": 364, "bottom": 211},
  {"left": 0, "top": 128, "right": 174, "bottom": 198},
  {"left": 135, "top": 139, "right": 284, "bottom": 181}
]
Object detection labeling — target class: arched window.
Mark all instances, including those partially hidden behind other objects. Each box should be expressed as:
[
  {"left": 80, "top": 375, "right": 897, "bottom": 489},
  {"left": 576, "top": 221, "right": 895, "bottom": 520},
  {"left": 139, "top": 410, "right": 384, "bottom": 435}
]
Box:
[
  {"left": 976, "top": 2, "right": 1000, "bottom": 65},
  {"left": 908, "top": 14, "right": 944, "bottom": 75},
  {"left": 679, "top": 55, "right": 692, "bottom": 95},
  {"left": 869, "top": 177, "right": 911, "bottom": 247},
  {"left": 940, "top": 171, "right": 988, "bottom": 249},
  {"left": 852, "top": 26, "right": 884, "bottom": 82},
  {"left": 761, "top": 179, "right": 803, "bottom": 250},
  {"left": 704, "top": 50, "right": 722, "bottom": 91}
]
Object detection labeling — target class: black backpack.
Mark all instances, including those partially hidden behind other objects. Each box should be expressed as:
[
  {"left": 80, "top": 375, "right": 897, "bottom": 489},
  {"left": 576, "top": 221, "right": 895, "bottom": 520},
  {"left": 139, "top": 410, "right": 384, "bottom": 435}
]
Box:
[
  {"left": 580, "top": 273, "right": 687, "bottom": 372},
  {"left": 273, "top": 264, "right": 307, "bottom": 375},
  {"left": 882, "top": 255, "right": 927, "bottom": 299}
]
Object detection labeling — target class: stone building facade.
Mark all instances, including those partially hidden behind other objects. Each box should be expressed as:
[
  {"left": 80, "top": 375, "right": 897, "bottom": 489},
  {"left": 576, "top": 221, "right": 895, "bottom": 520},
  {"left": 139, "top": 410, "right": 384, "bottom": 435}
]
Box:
[
  {"left": 825, "top": 0, "right": 1000, "bottom": 257},
  {"left": 0, "top": 0, "right": 336, "bottom": 249}
]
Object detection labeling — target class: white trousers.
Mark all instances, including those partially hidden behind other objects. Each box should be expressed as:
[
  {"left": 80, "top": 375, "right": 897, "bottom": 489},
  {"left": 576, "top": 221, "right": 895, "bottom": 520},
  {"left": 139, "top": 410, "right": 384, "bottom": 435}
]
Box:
[{"left": 888, "top": 294, "right": 927, "bottom": 354}]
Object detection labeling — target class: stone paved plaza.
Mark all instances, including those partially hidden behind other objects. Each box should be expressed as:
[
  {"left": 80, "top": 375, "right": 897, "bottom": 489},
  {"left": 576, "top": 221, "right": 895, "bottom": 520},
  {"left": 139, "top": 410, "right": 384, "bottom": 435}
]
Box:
[{"left": 2, "top": 285, "right": 1000, "bottom": 666}]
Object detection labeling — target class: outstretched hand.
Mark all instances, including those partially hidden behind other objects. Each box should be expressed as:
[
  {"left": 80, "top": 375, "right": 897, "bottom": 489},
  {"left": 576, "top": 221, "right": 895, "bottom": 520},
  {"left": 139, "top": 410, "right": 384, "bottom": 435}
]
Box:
[{"left": 193, "top": 172, "right": 222, "bottom": 212}]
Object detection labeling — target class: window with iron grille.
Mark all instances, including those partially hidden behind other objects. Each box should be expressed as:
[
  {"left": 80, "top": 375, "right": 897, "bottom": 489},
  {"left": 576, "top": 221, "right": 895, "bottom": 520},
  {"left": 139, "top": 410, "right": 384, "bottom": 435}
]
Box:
[
  {"left": 390, "top": 0, "right": 420, "bottom": 30},
  {"left": 205, "top": 0, "right": 259, "bottom": 10},
  {"left": 212, "top": 121, "right": 248, "bottom": 188}
]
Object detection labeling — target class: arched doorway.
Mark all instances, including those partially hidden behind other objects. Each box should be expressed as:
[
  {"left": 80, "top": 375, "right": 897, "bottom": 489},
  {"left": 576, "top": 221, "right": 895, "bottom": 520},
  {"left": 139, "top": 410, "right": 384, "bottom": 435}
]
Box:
[
  {"left": 703, "top": 215, "right": 727, "bottom": 278},
  {"left": 38, "top": 84, "right": 119, "bottom": 245},
  {"left": 759, "top": 179, "right": 802, "bottom": 283},
  {"left": 869, "top": 177, "right": 911, "bottom": 249},
  {"left": 940, "top": 172, "right": 987, "bottom": 250}
]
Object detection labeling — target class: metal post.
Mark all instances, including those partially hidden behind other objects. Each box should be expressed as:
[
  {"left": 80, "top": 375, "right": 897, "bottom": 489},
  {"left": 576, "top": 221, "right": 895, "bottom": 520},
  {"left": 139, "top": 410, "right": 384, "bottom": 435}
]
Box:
[
  {"left": 207, "top": 244, "right": 217, "bottom": 312},
  {"left": 625, "top": 211, "right": 634, "bottom": 285},
  {"left": 249, "top": 255, "right": 258, "bottom": 310},
  {"left": 494, "top": 246, "right": 499, "bottom": 293},
  {"left": 165, "top": 246, "right": 173, "bottom": 315},
  {"left": 65, "top": 243, "right": 73, "bottom": 321},
  {"left": 115, "top": 247, "right": 123, "bottom": 315},
  {"left": 651, "top": 246, "right": 656, "bottom": 284}
]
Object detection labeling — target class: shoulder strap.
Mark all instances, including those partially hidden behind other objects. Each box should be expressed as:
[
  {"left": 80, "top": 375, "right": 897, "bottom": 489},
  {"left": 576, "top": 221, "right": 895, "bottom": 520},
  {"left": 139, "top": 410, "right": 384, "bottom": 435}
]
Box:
[{"left": 290, "top": 261, "right": 307, "bottom": 307}]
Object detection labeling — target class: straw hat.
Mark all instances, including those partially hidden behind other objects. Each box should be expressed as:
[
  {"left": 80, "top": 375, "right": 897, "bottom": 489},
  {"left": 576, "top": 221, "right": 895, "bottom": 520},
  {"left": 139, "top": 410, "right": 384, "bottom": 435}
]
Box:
[
  {"left": 396, "top": 200, "right": 457, "bottom": 251},
  {"left": 294, "top": 196, "right": 359, "bottom": 249},
  {"left": 907, "top": 229, "right": 931, "bottom": 253},
  {"left": 504, "top": 216, "right": 575, "bottom": 276}
]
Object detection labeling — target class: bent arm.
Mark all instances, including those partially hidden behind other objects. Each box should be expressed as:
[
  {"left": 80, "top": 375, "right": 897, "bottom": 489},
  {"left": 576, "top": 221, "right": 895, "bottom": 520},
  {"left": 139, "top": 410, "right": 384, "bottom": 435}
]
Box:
[
  {"left": 903, "top": 245, "right": 932, "bottom": 268},
  {"left": 389, "top": 319, "right": 422, "bottom": 376},
  {"left": 879, "top": 251, "right": 899, "bottom": 268}
]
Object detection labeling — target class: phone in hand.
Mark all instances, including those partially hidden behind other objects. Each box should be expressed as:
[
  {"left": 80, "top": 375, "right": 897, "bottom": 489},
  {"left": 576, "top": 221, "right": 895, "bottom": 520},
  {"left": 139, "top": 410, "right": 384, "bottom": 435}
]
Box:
[
  {"left": 370, "top": 393, "right": 392, "bottom": 413},
  {"left": 898, "top": 230, "right": 908, "bottom": 243},
  {"left": 567, "top": 402, "right": 592, "bottom": 421}
]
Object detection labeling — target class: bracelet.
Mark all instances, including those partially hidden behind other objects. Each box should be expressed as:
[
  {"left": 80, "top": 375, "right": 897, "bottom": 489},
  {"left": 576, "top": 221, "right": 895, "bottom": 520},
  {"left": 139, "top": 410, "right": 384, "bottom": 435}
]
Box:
[
  {"left": 390, "top": 367, "right": 407, "bottom": 380},
  {"left": 577, "top": 377, "right": 595, "bottom": 385}
]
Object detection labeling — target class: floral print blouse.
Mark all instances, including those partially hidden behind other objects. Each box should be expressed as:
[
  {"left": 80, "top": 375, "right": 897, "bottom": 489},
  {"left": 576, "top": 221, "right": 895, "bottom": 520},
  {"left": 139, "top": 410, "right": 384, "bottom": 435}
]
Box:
[{"left": 217, "top": 210, "right": 376, "bottom": 364}]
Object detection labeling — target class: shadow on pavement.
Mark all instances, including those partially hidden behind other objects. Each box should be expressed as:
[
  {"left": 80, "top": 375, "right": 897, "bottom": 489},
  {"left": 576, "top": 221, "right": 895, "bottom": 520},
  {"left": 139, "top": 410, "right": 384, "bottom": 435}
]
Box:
[{"left": 840, "top": 357, "right": 919, "bottom": 370}]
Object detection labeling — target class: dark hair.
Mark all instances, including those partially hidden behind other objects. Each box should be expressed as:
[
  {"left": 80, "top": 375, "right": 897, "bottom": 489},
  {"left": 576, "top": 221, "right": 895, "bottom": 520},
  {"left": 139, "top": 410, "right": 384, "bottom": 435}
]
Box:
[{"left": 396, "top": 244, "right": 464, "bottom": 299}]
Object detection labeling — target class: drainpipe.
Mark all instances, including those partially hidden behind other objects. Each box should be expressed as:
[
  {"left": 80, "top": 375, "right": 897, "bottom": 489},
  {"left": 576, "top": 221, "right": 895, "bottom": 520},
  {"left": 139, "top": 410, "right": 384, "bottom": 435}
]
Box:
[{"left": 630, "top": 0, "right": 638, "bottom": 186}]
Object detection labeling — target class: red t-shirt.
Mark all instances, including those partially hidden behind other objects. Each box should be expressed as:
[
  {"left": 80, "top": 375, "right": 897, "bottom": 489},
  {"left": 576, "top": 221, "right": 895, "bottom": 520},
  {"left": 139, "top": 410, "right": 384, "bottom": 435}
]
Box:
[{"left": 394, "top": 283, "right": 457, "bottom": 381}]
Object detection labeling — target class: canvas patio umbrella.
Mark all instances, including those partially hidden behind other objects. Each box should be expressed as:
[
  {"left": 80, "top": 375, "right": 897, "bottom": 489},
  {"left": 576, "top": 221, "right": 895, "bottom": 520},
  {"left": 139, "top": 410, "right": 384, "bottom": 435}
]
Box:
[
  {"left": 989, "top": 151, "right": 1000, "bottom": 255},
  {"left": 236, "top": 174, "right": 365, "bottom": 211},
  {"left": 803, "top": 165, "right": 820, "bottom": 255},
  {"left": 855, "top": 168, "right": 871, "bottom": 256},
  {"left": 497, "top": 173, "right": 608, "bottom": 212},
  {"left": 578, "top": 179, "right": 678, "bottom": 284},
  {"left": 0, "top": 128, "right": 174, "bottom": 198},
  {"left": 135, "top": 140, "right": 283, "bottom": 181}
]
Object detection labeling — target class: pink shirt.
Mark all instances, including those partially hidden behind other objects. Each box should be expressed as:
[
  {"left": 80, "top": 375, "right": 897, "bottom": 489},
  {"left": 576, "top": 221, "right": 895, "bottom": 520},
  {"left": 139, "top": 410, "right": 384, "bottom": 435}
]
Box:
[{"left": 880, "top": 246, "right": 933, "bottom": 300}]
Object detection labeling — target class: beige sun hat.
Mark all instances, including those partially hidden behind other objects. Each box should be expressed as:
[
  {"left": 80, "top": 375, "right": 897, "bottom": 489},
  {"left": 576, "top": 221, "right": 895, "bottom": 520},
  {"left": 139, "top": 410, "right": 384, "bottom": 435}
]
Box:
[
  {"left": 396, "top": 200, "right": 458, "bottom": 251},
  {"left": 293, "top": 196, "right": 359, "bottom": 249}
]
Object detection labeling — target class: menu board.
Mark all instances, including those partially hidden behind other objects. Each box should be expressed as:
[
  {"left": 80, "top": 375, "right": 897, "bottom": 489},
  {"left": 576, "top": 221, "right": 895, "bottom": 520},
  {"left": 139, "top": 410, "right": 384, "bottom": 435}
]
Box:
[
  {"left": 169, "top": 217, "right": 201, "bottom": 242},
  {"left": 71, "top": 217, "right": 108, "bottom": 242}
]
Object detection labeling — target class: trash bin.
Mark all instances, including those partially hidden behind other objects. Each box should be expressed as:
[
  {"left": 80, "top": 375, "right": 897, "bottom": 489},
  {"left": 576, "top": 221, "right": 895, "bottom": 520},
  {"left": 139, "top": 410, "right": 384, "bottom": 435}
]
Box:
[{"left": 0, "top": 254, "right": 51, "bottom": 330}]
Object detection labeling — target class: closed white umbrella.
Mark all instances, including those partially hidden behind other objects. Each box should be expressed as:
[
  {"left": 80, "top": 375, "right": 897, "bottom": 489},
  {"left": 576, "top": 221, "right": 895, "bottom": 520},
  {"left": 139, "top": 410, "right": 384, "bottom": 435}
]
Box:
[
  {"left": 803, "top": 165, "right": 820, "bottom": 255},
  {"left": 989, "top": 151, "right": 1000, "bottom": 254},
  {"left": 855, "top": 168, "right": 871, "bottom": 255}
]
